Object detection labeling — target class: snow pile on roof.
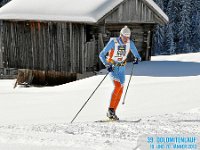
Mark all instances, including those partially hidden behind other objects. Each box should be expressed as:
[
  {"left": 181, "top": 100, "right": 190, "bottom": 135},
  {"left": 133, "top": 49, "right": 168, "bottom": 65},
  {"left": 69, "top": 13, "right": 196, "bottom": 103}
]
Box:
[
  {"left": 0, "top": 0, "right": 168, "bottom": 24},
  {"left": 143, "top": 0, "right": 169, "bottom": 23},
  {"left": 0, "top": 0, "right": 123, "bottom": 22}
]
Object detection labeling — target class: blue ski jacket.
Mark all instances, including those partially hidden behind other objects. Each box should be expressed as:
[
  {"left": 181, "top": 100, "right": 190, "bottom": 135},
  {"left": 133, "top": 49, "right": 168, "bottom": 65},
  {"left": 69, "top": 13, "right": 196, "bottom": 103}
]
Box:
[{"left": 99, "top": 37, "right": 141, "bottom": 84}]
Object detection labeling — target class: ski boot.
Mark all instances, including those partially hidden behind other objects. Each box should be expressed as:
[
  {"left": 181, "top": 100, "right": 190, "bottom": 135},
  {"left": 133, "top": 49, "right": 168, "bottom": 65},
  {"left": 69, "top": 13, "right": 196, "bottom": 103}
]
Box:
[{"left": 107, "top": 108, "right": 119, "bottom": 120}]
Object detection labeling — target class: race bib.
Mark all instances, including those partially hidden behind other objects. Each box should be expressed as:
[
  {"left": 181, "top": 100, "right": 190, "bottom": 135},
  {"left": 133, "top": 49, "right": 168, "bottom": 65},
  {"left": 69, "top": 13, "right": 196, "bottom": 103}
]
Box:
[{"left": 116, "top": 45, "right": 126, "bottom": 61}]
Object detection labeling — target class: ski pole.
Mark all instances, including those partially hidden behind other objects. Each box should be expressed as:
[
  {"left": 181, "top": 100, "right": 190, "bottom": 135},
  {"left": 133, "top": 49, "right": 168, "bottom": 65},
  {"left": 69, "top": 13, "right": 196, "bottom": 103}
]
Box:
[
  {"left": 122, "top": 62, "right": 135, "bottom": 105},
  {"left": 70, "top": 72, "right": 109, "bottom": 123}
]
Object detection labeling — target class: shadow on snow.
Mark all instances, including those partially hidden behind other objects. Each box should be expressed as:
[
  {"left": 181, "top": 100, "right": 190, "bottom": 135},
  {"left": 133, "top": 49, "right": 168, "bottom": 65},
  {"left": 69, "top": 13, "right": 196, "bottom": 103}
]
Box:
[{"left": 125, "top": 61, "right": 200, "bottom": 77}]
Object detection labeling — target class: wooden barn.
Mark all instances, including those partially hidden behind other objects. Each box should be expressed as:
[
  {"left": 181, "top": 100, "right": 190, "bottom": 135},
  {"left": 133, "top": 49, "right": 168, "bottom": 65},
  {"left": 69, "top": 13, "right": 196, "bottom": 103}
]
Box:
[
  {"left": 0, "top": 0, "right": 168, "bottom": 85},
  {"left": 0, "top": 0, "right": 18, "bottom": 79}
]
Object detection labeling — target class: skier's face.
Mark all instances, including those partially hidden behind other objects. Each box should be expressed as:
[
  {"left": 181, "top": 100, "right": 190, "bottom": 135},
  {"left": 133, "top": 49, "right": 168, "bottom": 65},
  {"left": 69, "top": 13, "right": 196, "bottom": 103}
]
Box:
[{"left": 121, "top": 35, "right": 130, "bottom": 44}]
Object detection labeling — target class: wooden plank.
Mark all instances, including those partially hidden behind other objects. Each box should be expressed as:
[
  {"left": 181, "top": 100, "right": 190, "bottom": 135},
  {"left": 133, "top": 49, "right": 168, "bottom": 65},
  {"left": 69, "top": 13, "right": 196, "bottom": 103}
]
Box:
[
  {"left": 80, "top": 25, "right": 85, "bottom": 73},
  {"left": 69, "top": 23, "right": 73, "bottom": 72},
  {"left": 65, "top": 23, "right": 70, "bottom": 72},
  {"left": 97, "top": 33, "right": 104, "bottom": 70}
]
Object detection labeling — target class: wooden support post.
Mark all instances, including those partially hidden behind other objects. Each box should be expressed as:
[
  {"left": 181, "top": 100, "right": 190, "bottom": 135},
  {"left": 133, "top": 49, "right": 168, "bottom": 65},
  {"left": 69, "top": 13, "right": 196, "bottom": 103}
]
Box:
[{"left": 145, "top": 30, "right": 151, "bottom": 61}]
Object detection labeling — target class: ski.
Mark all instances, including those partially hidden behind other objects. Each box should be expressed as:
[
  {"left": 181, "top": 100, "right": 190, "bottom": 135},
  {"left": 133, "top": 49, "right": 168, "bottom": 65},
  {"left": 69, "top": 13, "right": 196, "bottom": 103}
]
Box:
[{"left": 95, "top": 118, "right": 141, "bottom": 123}]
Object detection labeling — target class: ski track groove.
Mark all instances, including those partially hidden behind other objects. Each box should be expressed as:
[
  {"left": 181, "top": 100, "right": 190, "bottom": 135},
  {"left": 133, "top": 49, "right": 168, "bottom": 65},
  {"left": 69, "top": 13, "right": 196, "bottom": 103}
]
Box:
[{"left": 0, "top": 112, "right": 199, "bottom": 149}]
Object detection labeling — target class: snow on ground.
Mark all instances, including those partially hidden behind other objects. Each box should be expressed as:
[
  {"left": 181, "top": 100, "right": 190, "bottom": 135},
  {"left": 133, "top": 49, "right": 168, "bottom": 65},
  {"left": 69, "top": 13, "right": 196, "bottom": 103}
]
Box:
[{"left": 0, "top": 52, "right": 200, "bottom": 150}]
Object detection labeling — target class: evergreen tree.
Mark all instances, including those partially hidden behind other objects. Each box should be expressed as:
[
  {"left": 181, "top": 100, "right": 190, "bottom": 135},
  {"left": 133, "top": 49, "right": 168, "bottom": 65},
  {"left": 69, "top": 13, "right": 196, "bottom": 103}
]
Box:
[
  {"left": 191, "top": 0, "right": 200, "bottom": 52},
  {"left": 0, "top": 0, "right": 11, "bottom": 7},
  {"left": 152, "top": 0, "right": 165, "bottom": 55},
  {"left": 152, "top": 25, "right": 164, "bottom": 55},
  {"left": 163, "top": 0, "right": 176, "bottom": 54},
  {"left": 164, "top": 23, "right": 175, "bottom": 54},
  {"left": 152, "top": 0, "right": 200, "bottom": 55},
  {"left": 163, "top": 0, "right": 169, "bottom": 12},
  {"left": 171, "top": 0, "right": 182, "bottom": 54},
  {"left": 177, "top": 0, "right": 193, "bottom": 53}
]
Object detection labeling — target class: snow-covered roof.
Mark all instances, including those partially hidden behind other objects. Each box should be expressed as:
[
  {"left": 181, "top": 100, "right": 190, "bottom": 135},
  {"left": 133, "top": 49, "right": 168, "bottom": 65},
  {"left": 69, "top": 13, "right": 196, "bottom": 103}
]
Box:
[
  {"left": 0, "top": 0, "right": 123, "bottom": 23},
  {"left": 142, "top": 0, "right": 169, "bottom": 23},
  {"left": 0, "top": 0, "right": 168, "bottom": 24}
]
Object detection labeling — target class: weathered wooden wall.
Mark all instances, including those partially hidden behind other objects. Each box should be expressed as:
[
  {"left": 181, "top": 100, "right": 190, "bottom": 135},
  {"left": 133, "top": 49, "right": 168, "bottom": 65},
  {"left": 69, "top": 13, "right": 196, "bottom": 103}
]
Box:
[
  {"left": 2, "top": 21, "right": 99, "bottom": 74},
  {"left": 0, "top": 46, "right": 2, "bottom": 68},
  {"left": 0, "top": 51, "right": 2, "bottom": 68},
  {"left": 103, "top": 0, "right": 157, "bottom": 24},
  {"left": 0, "top": 68, "right": 17, "bottom": 79},
  {"left": 2, "top": 21, "right": 153, "bottom": 77},
  {"left": 0, "top": 0, "right": 10, "bottom": 69},
  {"left": 0, "top": 16, "right": 3, "bottom": 68}
]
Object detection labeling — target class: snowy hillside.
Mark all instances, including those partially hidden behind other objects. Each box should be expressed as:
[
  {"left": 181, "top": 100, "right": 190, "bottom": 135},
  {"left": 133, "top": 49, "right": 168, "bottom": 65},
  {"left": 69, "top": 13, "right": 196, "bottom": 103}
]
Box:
[{"left": 0, "top": 52, "right": 200, "bottom": 150}]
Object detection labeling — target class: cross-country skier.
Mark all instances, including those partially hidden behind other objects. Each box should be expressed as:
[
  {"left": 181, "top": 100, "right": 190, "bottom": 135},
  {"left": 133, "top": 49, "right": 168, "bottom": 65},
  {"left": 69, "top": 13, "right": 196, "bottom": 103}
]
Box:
[{"left": 99, "top": 26, "right": 141, "bottom": 120}]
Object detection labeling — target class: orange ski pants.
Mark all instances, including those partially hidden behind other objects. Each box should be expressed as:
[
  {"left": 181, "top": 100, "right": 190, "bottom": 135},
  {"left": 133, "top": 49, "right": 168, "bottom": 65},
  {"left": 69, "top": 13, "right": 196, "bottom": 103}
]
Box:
[{"left": 109, "top": 80, "right": 124, "bottom": 110}]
